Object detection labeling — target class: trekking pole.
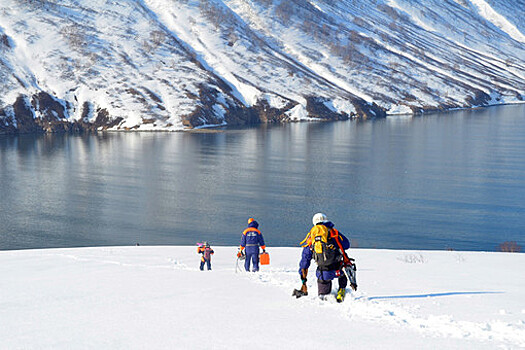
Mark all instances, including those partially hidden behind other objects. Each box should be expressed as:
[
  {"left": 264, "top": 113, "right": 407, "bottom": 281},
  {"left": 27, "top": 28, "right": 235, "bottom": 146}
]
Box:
[
  {"left": 235, "top": 257, "right": 239, "bottom": 273},
  {"left": 235, "top": 249, "right": 245, "bottom": 273}
]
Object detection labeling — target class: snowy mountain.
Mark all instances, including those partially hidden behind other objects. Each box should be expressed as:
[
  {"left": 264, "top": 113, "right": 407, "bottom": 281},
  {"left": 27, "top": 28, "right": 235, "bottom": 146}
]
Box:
[{"left": 0, "top": 0, "right": 524, "bottom": 133}]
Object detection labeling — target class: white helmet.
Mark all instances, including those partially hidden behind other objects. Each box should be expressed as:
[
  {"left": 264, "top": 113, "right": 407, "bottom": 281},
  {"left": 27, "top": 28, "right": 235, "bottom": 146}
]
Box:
[{"left": 312, "top": 212, "right": 327, "bottom": 225}]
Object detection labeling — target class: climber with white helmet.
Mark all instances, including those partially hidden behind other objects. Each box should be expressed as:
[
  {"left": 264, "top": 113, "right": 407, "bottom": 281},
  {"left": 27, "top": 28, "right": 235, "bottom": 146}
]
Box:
[{"left": 293, "top": 213, "right": 357, "bottom": 302}]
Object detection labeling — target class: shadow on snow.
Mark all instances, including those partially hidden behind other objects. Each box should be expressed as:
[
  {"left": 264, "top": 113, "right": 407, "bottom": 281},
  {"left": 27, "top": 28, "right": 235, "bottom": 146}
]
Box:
[{"left": 356, "top": 291, "right": 504, "bottom": 301}]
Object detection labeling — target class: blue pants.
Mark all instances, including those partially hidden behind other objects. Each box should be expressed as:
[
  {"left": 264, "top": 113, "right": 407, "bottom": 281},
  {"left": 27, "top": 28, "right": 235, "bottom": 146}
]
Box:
[
  {"left": 245, "top": 252, "right": 259, "bottom": 272},
  {"left": 200, "top": 259, "right": 211, "bottom": 271}
]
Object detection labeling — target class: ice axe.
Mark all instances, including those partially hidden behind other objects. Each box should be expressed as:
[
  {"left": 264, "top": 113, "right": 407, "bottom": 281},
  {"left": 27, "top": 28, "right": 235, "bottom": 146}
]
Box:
[
  {"left": 292, "top": 268, "right": 308, "bottom": 298},
  {"left": 342, "top": 259, "right": 358, "bottom": 291}
]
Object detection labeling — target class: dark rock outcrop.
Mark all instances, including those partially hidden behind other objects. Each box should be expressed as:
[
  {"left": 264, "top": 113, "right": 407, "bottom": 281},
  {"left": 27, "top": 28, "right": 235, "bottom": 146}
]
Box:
[
  {"left": 0, "top": 93, "right": 124, "bottom": 135},
  {"left": 305, "top": 96, "right": 346, "bottom": 120},
  {"left": 0, "top": 88, "right": 386, "bottom": 134}
]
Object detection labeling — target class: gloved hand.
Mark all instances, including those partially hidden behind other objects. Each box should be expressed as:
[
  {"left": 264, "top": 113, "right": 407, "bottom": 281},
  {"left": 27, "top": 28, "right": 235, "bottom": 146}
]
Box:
[
  {"left": 237, "top": 251, "right": 243, "bottom": 258},
  {"left": 300, "top": 268, "right": 307, "bottom": 284}
]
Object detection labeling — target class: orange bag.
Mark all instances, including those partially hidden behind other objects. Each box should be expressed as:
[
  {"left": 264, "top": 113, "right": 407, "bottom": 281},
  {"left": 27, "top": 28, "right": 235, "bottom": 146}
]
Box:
[{"left": 260, "top": 252, "right": 270, "bottom": 265}]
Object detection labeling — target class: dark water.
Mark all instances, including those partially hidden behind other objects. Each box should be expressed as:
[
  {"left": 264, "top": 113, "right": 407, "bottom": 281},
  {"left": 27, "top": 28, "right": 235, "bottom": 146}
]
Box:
[{"left": 1, "top": 104, "right": 524, "bottom": 251}]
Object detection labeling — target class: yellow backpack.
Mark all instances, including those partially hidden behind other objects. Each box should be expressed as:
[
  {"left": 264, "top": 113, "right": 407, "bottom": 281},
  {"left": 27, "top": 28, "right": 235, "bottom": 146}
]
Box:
[{"left": 301, "top": 225, "right": 340, "bottom": 268}]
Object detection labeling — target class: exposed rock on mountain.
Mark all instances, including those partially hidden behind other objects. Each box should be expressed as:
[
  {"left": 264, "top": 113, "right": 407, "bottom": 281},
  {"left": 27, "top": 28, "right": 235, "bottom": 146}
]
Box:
[{"left": 0, "top": 0, "right": 523, "bottom": 134}]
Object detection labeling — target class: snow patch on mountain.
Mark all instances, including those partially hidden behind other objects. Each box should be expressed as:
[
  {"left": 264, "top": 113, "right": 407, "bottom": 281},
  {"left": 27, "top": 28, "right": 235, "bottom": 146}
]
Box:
[
  {"left": 0, "top": 0, "right": 523, "bottom": 133},
  {"left": 469, "top": 0, "right": 525, "bottom": 43}
]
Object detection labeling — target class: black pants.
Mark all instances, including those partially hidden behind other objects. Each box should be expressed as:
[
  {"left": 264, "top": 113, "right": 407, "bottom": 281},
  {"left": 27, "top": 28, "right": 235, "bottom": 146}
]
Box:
[
  {"left": 317, "top": 273, "right": 347, "bottom": 295},
  {"left": 200, "top": 259, "right": 211, "bottom": 270}
]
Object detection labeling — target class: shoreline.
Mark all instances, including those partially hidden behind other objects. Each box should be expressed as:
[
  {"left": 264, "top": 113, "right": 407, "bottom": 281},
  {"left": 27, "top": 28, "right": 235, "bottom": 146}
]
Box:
[{"left": 1, "top": 101, "right": 524, "bottom": 136}]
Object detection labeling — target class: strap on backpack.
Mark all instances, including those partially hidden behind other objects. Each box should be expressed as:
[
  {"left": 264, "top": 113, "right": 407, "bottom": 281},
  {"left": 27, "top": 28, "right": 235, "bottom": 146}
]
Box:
[{"left": 331, "top": 229, "right": 353, "bottom": 266}]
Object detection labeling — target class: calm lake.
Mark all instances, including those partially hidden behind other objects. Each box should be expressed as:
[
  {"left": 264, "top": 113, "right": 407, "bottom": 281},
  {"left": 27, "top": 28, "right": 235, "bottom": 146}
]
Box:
[{"left": 1, "top": 104, "right": 524, "bottom": 252}]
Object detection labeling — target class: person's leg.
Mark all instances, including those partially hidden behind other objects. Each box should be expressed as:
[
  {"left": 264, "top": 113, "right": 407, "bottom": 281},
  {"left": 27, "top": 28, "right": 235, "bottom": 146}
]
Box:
[
  {"left": 338, "top": 271, "right": 348, "bottom": 290},
  {"left": 336, "top": 271, "right": 348, "bottom": 302},
  {"left": 207, "top": 259, "right": 212, "bottom": 270},
  {"left": 200, "top": 260, "right": 205, "bottom": 271},
  {"left": 317, "top": 279, "right": 332, "bottom": 296},
  {"left": 244, "top": 253, "right": 251, "bottom": 271},
  {"left": 252, "top": 253, "right": 259, "bottom": 272}
]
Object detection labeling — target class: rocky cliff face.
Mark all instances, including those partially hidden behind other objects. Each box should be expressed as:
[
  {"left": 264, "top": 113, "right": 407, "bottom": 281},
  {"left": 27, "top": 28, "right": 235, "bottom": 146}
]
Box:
[{"left": 0, "top": 0, "right": 523, "bottom": 134}]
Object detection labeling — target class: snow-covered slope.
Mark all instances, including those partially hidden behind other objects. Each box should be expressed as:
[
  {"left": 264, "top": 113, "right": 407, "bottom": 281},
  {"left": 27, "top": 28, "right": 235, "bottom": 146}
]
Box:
[
  {"left": 1, "top": 246, "right": 524, "bottom": 349},
  {"left": 0, "top": 0, "right": 523, "bottom": 133}
]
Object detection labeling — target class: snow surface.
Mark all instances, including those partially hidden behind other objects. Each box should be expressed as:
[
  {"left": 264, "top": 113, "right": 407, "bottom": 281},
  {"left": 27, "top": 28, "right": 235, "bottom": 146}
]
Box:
[{"left": 1, "top": 246, "right": 524, "bottom": 349}]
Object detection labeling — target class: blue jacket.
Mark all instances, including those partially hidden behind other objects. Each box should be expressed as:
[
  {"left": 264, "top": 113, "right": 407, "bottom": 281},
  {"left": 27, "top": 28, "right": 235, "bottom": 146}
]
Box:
[
  {"left": 240, "top": 220, "right": 266, "bottom": 254},
  {"left": 299, "top": 221, "right": 350, "bottom": 277}
]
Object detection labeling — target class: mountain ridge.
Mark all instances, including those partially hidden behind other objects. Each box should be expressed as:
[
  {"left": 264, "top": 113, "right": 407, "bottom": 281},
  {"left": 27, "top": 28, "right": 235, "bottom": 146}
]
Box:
[{"left": 0, "top": 0, "right": 523, "bottom": 134}]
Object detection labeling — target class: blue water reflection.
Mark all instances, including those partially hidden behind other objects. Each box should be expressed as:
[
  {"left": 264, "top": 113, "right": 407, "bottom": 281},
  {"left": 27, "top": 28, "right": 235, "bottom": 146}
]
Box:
[{"left": 1, "top": 104, "right": 524, "bottom": 251}]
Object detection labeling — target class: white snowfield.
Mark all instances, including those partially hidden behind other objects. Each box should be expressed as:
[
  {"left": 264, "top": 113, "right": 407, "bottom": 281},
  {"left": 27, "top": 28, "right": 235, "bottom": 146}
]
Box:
[{"left": 1, "top": 246, "right": 524, "bottom": 349}]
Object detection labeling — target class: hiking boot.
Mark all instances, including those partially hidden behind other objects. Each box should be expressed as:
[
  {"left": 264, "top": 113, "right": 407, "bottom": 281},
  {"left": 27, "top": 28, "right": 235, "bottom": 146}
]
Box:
[{"left": 336, "top": 288, "right": 346, "bottom": 303}]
